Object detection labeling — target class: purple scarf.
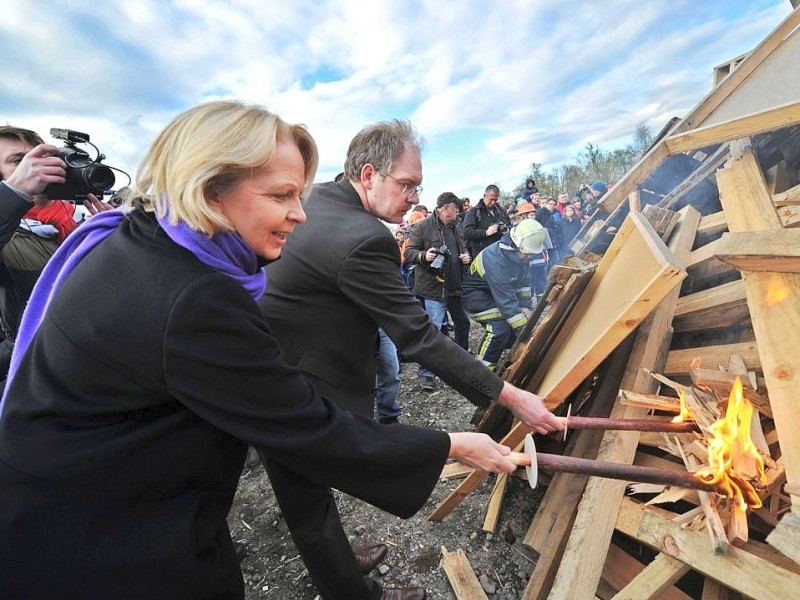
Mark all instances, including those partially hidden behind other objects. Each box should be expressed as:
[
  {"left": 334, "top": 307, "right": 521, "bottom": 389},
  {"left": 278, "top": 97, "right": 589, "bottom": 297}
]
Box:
[{"left": 0, "top": 207, "right": 265, "bottom": 414}]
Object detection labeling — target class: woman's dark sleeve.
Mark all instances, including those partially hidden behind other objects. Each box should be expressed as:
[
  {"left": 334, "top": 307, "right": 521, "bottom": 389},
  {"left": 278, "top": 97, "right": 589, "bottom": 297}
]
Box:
[{"left": 162, "top": 275, "right": 450, "bottom": 518}]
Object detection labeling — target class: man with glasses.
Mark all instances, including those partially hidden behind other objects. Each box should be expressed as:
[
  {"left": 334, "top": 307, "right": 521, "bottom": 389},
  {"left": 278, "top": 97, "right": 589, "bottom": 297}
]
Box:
[{"left": 259, "top": 120, "right": 560, "bottom": 600}]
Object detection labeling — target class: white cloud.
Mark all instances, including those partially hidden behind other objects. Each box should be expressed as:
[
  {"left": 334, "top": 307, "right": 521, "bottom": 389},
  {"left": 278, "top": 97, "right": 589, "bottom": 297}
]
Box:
[{"left": 1, "top": 0, "right": 791, "bottom": 203}]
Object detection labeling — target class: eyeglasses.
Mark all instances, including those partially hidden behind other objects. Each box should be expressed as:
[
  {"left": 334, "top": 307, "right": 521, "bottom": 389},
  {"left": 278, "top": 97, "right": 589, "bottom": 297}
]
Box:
[{"left": 384, "top": 173, "right": 423, "bottom": 199}]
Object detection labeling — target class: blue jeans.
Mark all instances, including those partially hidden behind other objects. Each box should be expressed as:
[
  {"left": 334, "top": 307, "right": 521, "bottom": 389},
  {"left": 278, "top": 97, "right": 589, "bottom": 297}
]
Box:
[
  {"left": 375, "top": 328, "right": 402, "bottom": 420},
  {"left": 419, "top": 296, "right": 470, "bottom": 377},
  {"left": 419, "top": 298, "right": 448, "bottom": 379}
]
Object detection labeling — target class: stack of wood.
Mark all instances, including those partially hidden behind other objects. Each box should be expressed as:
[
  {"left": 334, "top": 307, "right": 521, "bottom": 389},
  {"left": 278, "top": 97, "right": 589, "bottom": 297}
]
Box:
[{"left": 438, "top": 7, "right": 800, "bottom": 599}]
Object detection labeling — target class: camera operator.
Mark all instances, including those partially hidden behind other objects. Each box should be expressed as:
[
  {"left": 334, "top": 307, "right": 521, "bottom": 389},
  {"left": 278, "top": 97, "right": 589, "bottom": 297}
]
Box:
[
  {"left": 404, "top": 192, "right": 471, "bottom": 390},
  {"left": 0, "top": 126, "right": 109, "bottom": 383},
  {"left": 461, "top": 184, "right": 512, "bottom": 258}
]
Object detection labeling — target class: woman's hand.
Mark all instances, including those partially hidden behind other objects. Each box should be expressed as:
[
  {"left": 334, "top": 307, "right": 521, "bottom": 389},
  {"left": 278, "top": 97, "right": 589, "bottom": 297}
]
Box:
[
  {"left": 83, "top": 193, "right": 114, "bottom": 215},
  {"left": 447, "top": 432, "right": 516, "bottom": 474},
  {"left": 496, "top": 381, "right": 564, "bottom": 435}
]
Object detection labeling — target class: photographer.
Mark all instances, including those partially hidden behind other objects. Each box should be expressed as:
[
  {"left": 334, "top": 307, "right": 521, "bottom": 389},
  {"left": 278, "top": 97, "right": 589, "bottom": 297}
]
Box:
[
  {"left": 404, "top": 192, "right": 471, "bottom": 390},
  {"left": 0, "top": 126, "right": 110, "bottom": 383},
  {"left": 461, "top": 184, "right": 511, "bottom": 258}
]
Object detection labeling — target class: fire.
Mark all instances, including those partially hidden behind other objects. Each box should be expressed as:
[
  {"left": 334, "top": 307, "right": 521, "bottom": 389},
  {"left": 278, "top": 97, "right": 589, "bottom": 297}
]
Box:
[
  {"left": 765, "top": 275, "right": 789, "bottom": 306},
  {"left": 671, "top": 387, "right": 694, "bottom": 424},
  {"left": 693, "top": 377, "right": 767, "bottom": 510}
]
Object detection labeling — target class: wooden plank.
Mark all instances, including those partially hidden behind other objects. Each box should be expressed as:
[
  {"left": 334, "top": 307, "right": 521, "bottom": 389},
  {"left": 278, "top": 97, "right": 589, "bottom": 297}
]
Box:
[
  {"left": 778, "top": 204, "right": 800, "bottom": 228},
  {"left": 609, "top": 551, "right": 691, "bottom": 600},
  {"left": 441, "top": 547, "right": 488, "bottom": 600},
  {"left": 685, "top": 239, "right": 738, "bottom": 287},
  {"left": 767, "top": 509, "right": 800, "bottom": 568},
  {"left": 714, "top": 229, "right": 800, "bottom": 273},
  {"left": 701, "top": 579, "right": 744, "bottom": 600},
  {"left": 441, "top": 462, "right": 474, "bottom": 480},
  {"left": 672, "top": 280, "right": 747, "bottom": 333},
  {"left": 674, "top": 280, "right": 746, "bottom": 318},
  {"left": 545, "top": 207, "right": 699, "bottom": 600},
  {"left": 616, "top": 499, "right": 800, "bottom": 600},
  {"left": 696, "top": 211, "right": 728, "bottom": 238},
  {"left": 717, "top": 141, "right": 800, "bottom": 517},
  {"left": 664, "top": 342, "right": 761, "bottom": 376},
  {"left": 773, "top": 181, "right": 800, "bottom": 207},
  {"left": 481, "top": 472, "right": 509, "bottom": 533},
  {"left": 533, "top": 211, "right": 686, "bottom": 407},
  {"left": 665, "top": 101, "right": 800, "bottom": 154}
]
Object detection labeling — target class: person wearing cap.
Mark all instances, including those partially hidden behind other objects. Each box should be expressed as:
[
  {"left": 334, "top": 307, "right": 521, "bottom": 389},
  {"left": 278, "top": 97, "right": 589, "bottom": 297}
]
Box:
[
  {"left": 512, "top": 201, "right": 535, "bottom": 224},
  {"left": 404, "top": 192, "right": 471, "bottom": 390},
  {"left": 461, "top": 220, "right": 547, "bottom": 370}
]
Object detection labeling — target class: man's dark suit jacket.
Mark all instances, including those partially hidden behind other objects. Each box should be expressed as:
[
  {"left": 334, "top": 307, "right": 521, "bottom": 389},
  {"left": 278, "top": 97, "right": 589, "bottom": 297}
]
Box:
[
  {"left": 260, "top": 179, "right": 503, "bottom": 417},
  {"left": 0, "top": 208, "right": 449, "bottom": 599}
]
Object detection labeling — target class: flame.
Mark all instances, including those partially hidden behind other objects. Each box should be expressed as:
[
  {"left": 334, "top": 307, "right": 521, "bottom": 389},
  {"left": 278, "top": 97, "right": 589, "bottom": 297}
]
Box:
[
  {"left": 671, "top": 388, "right": 694, "bottom": 423},
  {"left": 693, "top": 377, "right": 767, "bottom": 510},
  {"left": 765, "top": 275, "right": 789, "bottom": 306}
]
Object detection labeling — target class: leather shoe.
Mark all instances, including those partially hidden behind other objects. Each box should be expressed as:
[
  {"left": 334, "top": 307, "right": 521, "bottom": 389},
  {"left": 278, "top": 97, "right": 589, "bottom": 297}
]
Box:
[
  {"left": 354, "top": 543, "right": 388, "bottom": 574},
  {"left": 381, "top": 586, "right": 426, "bottom": 600}
]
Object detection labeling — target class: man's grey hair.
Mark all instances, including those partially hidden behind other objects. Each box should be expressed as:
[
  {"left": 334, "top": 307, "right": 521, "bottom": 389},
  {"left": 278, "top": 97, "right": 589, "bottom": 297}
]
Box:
[{"left": 343, "top": 119, "right": 425, "bottom": 180}]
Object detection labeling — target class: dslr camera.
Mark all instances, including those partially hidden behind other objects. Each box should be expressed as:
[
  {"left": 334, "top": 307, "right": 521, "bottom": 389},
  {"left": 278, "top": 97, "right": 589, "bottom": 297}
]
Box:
[
  {"left": 498, "top": 222, "right": 509, "bottom": 234},
  {"left": 44, "top": 128, "right": 117, "bottom": 201},
  {"left": 429, "top": 244, "right": 451, "bottom": 270}
]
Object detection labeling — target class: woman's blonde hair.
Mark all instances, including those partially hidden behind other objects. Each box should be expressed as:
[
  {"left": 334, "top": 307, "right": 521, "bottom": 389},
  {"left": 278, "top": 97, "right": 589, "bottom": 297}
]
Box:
[{"left": 131, "top": 100, "right": 318, "bottom": 234}]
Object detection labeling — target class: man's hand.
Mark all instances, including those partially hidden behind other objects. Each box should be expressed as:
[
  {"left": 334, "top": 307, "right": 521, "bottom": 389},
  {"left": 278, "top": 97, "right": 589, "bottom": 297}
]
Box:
[
  {"left": 496, "top": 382, "right": 563, "bottom": 435},
  {"left": 521, "top": 307, "right": 532, "bottom": 320},
  {"left": 82, "top": 193, "right": 113, "bottom": 215},
  {"left": 6, "top": 144, "right": 66, "bottom": 197},
  {"left": 447, "top": 432, "right": 515, "bottom": 473},
  {"left": 485, "top": 223, "right": 500, "bottom": 236},
  {"left": 459, "top": 252, "right": 471, "bottom": 265},
  {"left": 424, "top": 247, "right": 438, "bottom": 263}
]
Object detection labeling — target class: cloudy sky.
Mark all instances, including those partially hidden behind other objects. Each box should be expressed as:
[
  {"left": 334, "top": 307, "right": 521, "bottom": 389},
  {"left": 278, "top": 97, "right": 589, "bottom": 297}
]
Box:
[{"left": 2, "top": 0, "right": 792, "bottom": 204}]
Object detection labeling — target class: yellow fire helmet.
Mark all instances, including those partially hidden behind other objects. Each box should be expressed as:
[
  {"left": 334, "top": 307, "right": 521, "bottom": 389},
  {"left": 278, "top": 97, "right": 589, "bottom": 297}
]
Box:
[{"left": 510, "top": 219, "right": 547, "bottom": 254}]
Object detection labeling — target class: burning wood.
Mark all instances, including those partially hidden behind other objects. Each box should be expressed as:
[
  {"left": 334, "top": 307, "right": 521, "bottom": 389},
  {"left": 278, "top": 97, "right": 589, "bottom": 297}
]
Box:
[{"left": 692, "top": 377, "right": 768, "bottom": 512}]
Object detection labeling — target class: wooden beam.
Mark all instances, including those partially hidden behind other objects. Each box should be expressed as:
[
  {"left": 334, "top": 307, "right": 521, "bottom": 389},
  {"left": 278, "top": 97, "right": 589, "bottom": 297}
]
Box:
[
  {"left": 544, "top": 207, "right": 699, "bottom": 600},
  {"left": 664, "top": 342, "right": 761, "bottom": 376},
  {"left": 714, "top": 229, "right": 800, "bottom": 273},
  {"left": 616, "top": 499, "right": 800, "bottom": 599},
  {"left": 685, "top": 238, "right": 738, "bottom": 286},
  {"left": 696, "top": 211, "right": 728, "bottom": 238},
  {"left": 767, "top": 509, "right": 800, "bottom": 568},
  {"left": 665, "top": 101, "right": 800, "bottom": 154},
  {"left": 773, "top": 181, "right": 800, "bottom": 207},
  {"left": 481, "top": 472, "right": 509, "bottom": 533},
  {"left": 441, "top": 547, "right": 488, "bottom": 600},
  {"left": 717, "top": 141, "right": 800, "bottom": 516},
  {"left": 533, "top": 211, "right": 686, "bottom": 407},
  {"left": 609, "top": 551, "right": 690, "bottom": 600},
  {"left": 672, "top": 280, "right": 747, "bottom": 333}
]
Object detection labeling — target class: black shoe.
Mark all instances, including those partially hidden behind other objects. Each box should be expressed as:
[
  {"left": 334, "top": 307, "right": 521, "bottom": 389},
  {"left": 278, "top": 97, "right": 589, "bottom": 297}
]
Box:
[
  {"left": 354, "top": 543, "right": 388, "bottom": 574},
  {"left": 381, "top": 586, "right": 426, "bottom": 600},
  {"left": 378, "top": 416, "right": 399, "bottom": 425},
  {"left": 419, "top": 375, "right": 435, "bottom": 391}
]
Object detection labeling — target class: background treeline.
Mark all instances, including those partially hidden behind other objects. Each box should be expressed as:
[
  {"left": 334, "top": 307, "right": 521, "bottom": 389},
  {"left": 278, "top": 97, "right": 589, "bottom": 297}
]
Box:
[{"left": 507, "top": 121, "right": 654, "bottom": 201}]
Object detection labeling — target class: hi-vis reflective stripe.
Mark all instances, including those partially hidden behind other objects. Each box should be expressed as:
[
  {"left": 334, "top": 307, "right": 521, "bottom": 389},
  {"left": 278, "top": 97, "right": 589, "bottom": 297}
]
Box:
[
  {"left": 508, "top": 312, "right": 527, "bottom": 329},
  {"left": 517, "top": 286, "right": 532, "bottom": 298},
  {"left": 469, "top": 307, "right": 503, "bottom": 322},
  {"left": 469, "top": 254, "right": 486, "bottom": 278}
]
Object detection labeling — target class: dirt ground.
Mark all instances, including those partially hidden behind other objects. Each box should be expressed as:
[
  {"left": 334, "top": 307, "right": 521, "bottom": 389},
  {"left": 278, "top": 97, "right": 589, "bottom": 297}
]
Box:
[{"left": 228, "top": 336, "right": 548, "bottom": 599}]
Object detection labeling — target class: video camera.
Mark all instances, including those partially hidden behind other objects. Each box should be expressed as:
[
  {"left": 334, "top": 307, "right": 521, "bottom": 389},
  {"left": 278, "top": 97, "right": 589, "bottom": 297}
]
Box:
[
  {"left": 44, "top": 128, "right": 117, "bottom": 201},
  {"left": 430, "top": 244, "right": 451, "bottom": 270}
]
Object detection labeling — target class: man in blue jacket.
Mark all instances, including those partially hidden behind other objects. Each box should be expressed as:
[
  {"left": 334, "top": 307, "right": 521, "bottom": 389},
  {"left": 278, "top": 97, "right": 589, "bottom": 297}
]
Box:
[{"left": 462, "top": 220, "right": 548, "bottom": 369}]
